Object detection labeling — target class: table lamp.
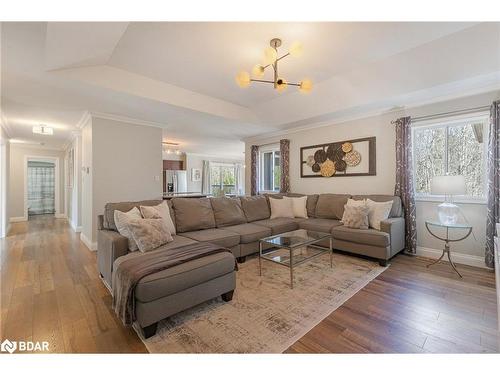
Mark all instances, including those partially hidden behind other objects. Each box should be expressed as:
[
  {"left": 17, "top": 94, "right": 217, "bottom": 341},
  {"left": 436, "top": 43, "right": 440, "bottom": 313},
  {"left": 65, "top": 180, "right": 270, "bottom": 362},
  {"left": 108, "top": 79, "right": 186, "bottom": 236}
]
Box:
[{"left": 431, "top": 175, "right": 466, "bottom": 225}]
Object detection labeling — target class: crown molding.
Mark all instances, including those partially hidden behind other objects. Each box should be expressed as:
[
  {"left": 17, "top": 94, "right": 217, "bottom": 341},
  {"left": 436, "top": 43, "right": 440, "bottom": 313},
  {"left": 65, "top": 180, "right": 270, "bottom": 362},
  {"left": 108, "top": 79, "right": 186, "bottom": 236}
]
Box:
[
  {"left": 0, "top": 113, "right": 13, "bottom": 138},
  {"left": 89, "top": 111, "right": 168, "bottom": 129},
  {"left": 75, "top": 110, "right": 91, "bottom": 129}
]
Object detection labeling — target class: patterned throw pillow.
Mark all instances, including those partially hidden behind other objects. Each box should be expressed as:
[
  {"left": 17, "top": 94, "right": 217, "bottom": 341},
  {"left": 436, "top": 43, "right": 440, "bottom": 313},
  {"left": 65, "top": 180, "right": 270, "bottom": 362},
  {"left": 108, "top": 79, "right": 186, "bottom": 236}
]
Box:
[
  {"left": 126, "top": 218, "right": 173, "bottom": 253},
  {"left": 341, "top": 205, "right": 369, "bottom": 229},
  {"left": 140, "top": 201, "right": 176, "bottom": 235},
  {"left": 114, "top": 207, "right": 142, "bottom": 251}
]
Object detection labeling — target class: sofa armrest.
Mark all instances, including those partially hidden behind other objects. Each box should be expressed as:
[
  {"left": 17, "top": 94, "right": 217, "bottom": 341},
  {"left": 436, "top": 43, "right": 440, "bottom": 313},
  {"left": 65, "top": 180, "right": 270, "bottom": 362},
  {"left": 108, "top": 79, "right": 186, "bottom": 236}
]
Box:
[
  {"left": 97, "top": 229, "right": 128, "bottom": 288},
  {"left": 380, "top": 217, "right": 405, "bottom": 256}
]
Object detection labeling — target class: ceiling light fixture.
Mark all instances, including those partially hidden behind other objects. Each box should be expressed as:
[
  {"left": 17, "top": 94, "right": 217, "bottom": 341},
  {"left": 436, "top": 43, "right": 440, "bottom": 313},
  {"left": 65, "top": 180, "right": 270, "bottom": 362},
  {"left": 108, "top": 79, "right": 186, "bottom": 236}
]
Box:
[
  {"left": 236, "top": 38, "right": 312, "bottom": 94},
  {"left": 162, "top": 141, "right": 183, "bottom": 156},
  {"left": 32, "top": 125, "right": 53, "bottom": 135}
]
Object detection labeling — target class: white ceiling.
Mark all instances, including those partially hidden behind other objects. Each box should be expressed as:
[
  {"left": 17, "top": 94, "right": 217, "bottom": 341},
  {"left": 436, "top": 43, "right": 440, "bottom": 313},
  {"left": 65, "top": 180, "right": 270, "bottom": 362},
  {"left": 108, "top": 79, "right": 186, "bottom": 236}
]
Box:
[{"left": 2, "top": 22, "right": 499, "bottom": 157}]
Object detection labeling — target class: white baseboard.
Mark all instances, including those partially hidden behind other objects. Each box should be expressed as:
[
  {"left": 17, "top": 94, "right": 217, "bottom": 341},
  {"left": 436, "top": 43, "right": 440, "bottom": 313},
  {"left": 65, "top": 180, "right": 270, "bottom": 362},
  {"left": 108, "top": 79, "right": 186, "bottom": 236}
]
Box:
[
  {"left": 9, "top": 216, "right": 27, "bottom": 223},
  {"left": 55, "top": 213, "right": 66, "bottom": 219},
  {"left": 416, "top": 246, "right": 487, "bottom": 269},
  {"left": 69, "top": 219, "right": 82, "bottom": 233},
  {"left": 80, "top": 232, "right": 97, "bottom": 251}
]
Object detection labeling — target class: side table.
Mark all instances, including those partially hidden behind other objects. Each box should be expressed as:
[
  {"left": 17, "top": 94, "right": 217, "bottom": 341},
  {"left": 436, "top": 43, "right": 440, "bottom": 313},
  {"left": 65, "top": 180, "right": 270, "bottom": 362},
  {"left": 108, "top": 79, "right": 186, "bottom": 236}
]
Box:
[{"left": 424, "top": 220, "right": 473, "bottom": 278}]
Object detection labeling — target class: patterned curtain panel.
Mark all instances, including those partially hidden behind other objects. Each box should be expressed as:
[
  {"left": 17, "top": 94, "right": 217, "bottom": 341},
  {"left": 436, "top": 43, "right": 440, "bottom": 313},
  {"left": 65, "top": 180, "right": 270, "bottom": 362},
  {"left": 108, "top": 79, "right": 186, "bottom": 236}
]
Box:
[
  {"left": 27, "top": 161, "right": 55, "bottom": 216},
  {"left": 280, "top": 139, "right": 290, "bottom": 194},
  {"left": 394, "top": 116, "right": 417, "bottom": 254},
  {"left": 485, "top": 100, "right": 499, "bottom": 268},
  {"left": 250, "top": 145, "right": 259, "bottom": 196}
]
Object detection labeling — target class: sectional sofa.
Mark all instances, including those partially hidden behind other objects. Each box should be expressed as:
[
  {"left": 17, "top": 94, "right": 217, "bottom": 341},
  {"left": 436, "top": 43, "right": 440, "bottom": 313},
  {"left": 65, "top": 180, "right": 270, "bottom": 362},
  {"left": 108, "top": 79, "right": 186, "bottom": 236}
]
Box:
[{"left": 97, "top": 193, "right": 405, "bottom": 337}]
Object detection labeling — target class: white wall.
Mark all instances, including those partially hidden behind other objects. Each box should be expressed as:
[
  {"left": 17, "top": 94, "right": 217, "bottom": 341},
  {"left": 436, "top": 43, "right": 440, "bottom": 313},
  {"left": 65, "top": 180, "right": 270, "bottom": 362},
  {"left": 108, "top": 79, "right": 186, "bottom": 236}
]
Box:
[
  {"left": 80, "top": 116, "right": 163, "bottom": 248},
  {"left": 245, "top": 91, "right": 500, "bottom": 265},
  {"left": 185, "top": 153, "right": 244, "bottom": 193},
  {"left": 8, "top": 144, "right": 65, "bottom": 221},
  {"left": 65, "top": 134, "right": 82, "bottom": 232},
  {"left": 0, "top": 126, "right": 10, "bottom": 237}
]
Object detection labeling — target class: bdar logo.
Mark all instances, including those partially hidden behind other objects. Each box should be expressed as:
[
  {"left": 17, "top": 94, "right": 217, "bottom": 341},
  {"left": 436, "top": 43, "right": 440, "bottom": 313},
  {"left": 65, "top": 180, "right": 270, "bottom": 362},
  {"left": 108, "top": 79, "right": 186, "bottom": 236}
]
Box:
[{"left": 1, "top": 339, "right": 17, "bottom": 354}]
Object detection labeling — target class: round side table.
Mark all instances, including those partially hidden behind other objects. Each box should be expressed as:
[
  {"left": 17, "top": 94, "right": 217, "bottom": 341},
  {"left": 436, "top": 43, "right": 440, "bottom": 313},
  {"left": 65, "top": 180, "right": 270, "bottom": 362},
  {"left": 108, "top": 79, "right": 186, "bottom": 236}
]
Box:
[{"left": 424, "top": 220, "right": 473, "bottom": 278}]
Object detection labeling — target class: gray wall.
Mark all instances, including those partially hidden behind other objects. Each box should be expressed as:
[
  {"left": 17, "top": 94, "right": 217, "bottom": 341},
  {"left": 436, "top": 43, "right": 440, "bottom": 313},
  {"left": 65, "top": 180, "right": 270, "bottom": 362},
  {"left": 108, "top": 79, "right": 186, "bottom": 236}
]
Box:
[{"left": 81, "top": 116, "right": 163, "bottom": 245}]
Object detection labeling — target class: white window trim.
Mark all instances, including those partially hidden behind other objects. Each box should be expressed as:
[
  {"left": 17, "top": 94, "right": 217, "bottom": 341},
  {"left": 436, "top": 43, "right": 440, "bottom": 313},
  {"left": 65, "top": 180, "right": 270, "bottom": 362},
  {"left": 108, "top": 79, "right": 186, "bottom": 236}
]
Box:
[
  {"left": 258, "top": 144, "right": 280, "bottom": 194},
  {"left": 411, "top": 111, "right": 489, "bottom": 203}
]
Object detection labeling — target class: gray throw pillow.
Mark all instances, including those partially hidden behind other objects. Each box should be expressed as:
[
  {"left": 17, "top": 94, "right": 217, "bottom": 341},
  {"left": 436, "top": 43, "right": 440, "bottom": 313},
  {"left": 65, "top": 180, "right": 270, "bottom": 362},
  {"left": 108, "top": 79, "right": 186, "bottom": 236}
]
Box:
[
  {"left": 127, "top": 218, "right": 173, "bottom": 253},
  {"left": 341, "top": 205, "right": 369, "bottom": 229}
]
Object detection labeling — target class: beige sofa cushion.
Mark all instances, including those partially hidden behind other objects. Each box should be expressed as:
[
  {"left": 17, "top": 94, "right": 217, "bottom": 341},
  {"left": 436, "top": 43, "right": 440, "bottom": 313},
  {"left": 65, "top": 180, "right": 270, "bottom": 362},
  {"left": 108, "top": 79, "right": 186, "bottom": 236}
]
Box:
[
  {"left": 103, "top": 200, "right": 163, "bottom": 231},
  {"left": 180, "top": 228, "right": 240, "bottom": 248},
  {"left": 172, "top": 198, "right": 216, "bottom": 233},
  {"left": 240, "top": 196, "right": 270, "bottom": 222},
  {"left": 351, "top": 195, "right": 402, "bottom": 218},
  {"left": 210, "top": 197, "right": 247, "bottom": 227},
  {"left": 332, "top": 226, "right": 390, "bottom": 247},
  {"left": 315, "top": 194, "right": 350, "bottom": 220},
  {"left": 298, "top": 218, "right": 342, "bottom": 233},
  {"left": 224, "top": 223, "right": 272, "bottom": 243}
]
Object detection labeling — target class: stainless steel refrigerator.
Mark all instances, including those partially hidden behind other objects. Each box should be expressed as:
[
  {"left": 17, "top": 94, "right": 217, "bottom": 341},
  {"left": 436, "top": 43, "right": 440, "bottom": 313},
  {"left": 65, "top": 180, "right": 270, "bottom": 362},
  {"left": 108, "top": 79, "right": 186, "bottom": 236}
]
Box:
[{"left": 164, "top": 170, "right": 187, "bottom": 193}]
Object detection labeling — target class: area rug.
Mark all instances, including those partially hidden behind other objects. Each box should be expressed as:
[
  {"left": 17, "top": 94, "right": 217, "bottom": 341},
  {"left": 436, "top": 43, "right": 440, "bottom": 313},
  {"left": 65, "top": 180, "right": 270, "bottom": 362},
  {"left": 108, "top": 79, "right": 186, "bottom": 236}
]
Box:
[{"left": 138, "top": 251, "right": 387, "bottom": 353}]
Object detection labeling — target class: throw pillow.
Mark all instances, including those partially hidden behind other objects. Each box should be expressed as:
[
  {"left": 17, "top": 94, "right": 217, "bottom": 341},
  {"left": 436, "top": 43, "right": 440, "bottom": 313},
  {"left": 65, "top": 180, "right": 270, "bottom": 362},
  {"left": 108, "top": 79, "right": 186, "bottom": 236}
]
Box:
[
  {"left": 269, "top": 196, "right": 294, "bottom": 219},
  {"left": 342, "top": 205, "right": 369, "bottom": 229},
  {"left": 283, "top": 196, "right": 308, "bottom": 218},
  {"left": 140, "top": 201, "right": 176, "bottom": 235},
  {"left": 114, "top": 207, "right": 142, "bottom": 251},
  {"left": 366, "top": 199, "right": 394, "bottom": 230},
  {"left": 341, "top": 198, "right": 367, "bottom": 223},
  {"left": 127, "top": 218, "right": 173, "bottom": 253}
]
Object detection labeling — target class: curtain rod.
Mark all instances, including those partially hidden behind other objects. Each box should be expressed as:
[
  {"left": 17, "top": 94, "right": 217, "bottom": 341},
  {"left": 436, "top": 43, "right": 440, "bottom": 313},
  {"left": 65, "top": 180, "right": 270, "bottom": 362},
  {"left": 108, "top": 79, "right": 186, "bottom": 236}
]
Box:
[{"left": 391, "top": 105, "right": 490, "bottom": 124}]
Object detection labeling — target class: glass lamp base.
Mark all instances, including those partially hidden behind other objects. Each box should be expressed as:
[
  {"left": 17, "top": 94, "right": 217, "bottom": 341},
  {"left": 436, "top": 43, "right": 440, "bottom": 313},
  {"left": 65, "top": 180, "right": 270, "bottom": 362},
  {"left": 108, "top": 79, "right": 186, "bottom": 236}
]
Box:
[{"left": 437, "top": 202, "right": 459, "bottom": 225}]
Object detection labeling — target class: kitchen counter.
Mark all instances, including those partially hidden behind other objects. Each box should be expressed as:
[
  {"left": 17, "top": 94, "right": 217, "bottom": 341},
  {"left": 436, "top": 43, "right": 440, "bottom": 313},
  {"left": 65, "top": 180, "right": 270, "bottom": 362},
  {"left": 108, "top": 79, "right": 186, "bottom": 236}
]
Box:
[{"left": 162, "top": 192, "right": 207, "bottom": 199}]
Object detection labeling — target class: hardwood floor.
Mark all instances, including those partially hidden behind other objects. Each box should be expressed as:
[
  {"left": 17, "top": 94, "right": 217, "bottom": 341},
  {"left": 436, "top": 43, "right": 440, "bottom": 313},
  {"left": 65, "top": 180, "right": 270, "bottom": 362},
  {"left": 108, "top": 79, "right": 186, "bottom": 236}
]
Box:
[{"left": 1, "top": 215, "right": 498, "bottom": 353}]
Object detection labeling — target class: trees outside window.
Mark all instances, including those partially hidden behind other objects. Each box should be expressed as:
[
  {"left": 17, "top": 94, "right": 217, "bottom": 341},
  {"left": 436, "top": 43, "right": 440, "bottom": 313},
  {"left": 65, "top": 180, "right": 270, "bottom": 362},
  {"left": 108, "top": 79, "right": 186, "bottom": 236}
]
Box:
[{"left": 413, "top": 115, "right": 487, "bottom": 199}]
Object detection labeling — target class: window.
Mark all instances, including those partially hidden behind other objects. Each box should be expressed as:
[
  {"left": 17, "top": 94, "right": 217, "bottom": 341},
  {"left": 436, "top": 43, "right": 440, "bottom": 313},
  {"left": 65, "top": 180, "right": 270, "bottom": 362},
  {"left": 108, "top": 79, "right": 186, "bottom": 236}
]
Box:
[
  {"left": 259, "top": 146, "right": 280, "bottom": 192},
  {"left": 412, "top": 114, "right": 488, "bottom": 199},
  {"left": 210, "top": 163, "right": 236, "bottom": 197}
]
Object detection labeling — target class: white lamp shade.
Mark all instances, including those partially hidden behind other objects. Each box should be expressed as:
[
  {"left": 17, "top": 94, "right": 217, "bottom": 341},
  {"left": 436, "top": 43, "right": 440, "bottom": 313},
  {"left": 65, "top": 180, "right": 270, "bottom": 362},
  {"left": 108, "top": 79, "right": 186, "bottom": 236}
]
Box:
[{"left": 431, "top": 175, "right": 466, "bottom": 195}]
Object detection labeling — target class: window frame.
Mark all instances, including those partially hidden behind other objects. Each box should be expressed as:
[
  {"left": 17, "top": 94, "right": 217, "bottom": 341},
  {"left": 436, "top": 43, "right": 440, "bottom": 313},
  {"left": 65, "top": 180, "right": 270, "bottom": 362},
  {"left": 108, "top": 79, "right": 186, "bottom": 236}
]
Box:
[
  {"left": 411, "top": 112, "right": 489, "bottom": 204},
  {"left": 210, "top": 162, "right": 236, "bottom": 196},
  {"left": 258, "top": 144, "right": 281, "bottom": 194}
]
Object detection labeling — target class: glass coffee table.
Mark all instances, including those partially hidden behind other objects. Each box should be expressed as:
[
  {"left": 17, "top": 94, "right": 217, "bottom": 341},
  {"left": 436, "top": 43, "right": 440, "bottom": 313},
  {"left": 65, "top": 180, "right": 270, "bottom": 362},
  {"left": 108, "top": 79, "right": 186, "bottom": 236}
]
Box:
[{"left": 258, "top": 229, "right": 333, "bottom": 289}]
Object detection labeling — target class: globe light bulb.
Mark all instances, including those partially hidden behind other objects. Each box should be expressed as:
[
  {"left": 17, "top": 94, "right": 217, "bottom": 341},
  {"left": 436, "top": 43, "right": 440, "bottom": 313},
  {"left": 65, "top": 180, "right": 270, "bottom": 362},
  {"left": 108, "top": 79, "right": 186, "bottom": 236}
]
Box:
[
  {"left": 289, "top": 41, "right": 303, "bottom": 57},
  {"left": 299, "top": 79, "right": 313, "bottom": 93},
  {"left": 263, "top": 47, "right": 278, "bottom": 64},
  {"left": 252, "top": 64, "right": 265, "bottom": 78},
  {"left": 235, "top": 71, "right": 251, "bottom": 88},
  {"left": 276, "top": 78, "right": 287, "bottom": 92}
]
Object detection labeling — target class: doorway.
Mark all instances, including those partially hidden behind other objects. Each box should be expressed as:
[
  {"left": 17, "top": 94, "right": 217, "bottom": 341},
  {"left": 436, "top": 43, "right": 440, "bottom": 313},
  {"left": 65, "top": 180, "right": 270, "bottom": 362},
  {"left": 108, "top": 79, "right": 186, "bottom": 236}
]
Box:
[{"left": 25, "top": 157, "right": 59, "bottom": 219}]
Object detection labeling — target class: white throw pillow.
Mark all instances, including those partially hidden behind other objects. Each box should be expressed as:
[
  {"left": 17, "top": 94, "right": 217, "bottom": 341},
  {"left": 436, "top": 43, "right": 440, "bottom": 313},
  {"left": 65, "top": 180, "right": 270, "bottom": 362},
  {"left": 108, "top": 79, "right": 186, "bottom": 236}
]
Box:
[
  {"left": 269, "top": 197, "right": 294, "bottom": 219},
  {"left": 283, "top": 196, "right": 308, "bottom": 218},
  {"left": 341, "top": 198, "right": 367, "bottom": 223},
  {"left": 140, "top": 201, "right": 176, "bottom": 235},
  {"left": 366, "top": 199, "right": 393, "bottom": 230},
  {"left": 114, "top": 207, "right": 142, "bottom": 251}
]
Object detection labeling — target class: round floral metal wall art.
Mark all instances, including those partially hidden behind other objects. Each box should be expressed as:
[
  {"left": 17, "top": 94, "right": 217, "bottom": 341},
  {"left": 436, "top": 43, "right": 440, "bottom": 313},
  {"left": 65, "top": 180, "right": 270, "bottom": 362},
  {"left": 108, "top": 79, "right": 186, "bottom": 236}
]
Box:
[
  {"left": 306, "top": 155, "right": 315, "bottom": 167},
  {"left": 311, "top": 163, "right": 321, "bottom": 172},
  {"left": 344, "top": 150, "right": 361, "bottom": 167},
  {"left": 341, "top": 142, "right": 353, "bottom": 153},
  {"left": 335, "top": 159, "right": 347, "bottom": 172},
  {"left": 320, "top": 159, "right": 336, "bottom": 177},
  {"left": 314, "top": 149, "right": 327, "bottom": 163}
]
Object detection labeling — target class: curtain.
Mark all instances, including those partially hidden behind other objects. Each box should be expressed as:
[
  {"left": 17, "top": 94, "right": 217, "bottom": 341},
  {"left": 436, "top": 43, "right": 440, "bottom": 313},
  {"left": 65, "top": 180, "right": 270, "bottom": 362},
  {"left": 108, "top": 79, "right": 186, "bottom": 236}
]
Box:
[
  {"left": 27, "top": 161, "right": 55, "bottom": 215},
  {"left": 250, "top": 145, "right": 258, "bottom": 196},
  {"left": 201, "top": 160, "right": 211, "bottom": 195},
  {"left": 234, "top": 163, "right": 244, "bottom": 196},
  {"left": 280, "top": 139, "right": 290, "bottom": 194},
  {"left": 485, "top": 100, "right": 500, "bottom": 268},
  {"left": 394, "top": 116, "right": 417, "bottom": 254}
]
